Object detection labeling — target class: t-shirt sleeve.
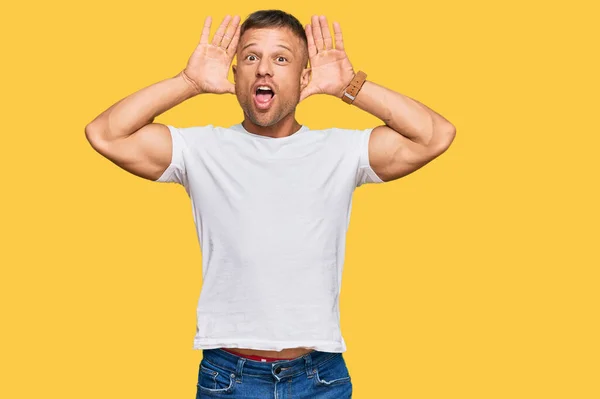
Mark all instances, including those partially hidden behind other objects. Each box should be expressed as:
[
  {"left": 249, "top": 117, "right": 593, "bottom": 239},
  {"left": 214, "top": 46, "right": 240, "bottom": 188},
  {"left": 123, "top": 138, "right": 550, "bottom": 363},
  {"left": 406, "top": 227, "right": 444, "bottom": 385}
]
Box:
[
  {"left": 355, "top": 127, "right": 385, "bottom": 187},
  {"left": 155, "top": 125, "right": 189, "bottom": 186}
]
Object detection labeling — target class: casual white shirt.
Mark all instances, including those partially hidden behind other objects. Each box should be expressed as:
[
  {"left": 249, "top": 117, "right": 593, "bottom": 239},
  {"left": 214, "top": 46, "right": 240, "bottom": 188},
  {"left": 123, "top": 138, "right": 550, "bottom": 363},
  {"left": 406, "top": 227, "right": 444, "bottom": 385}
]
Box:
[{"left": 156, "top": 122, "right": 383, "bottom": 352}]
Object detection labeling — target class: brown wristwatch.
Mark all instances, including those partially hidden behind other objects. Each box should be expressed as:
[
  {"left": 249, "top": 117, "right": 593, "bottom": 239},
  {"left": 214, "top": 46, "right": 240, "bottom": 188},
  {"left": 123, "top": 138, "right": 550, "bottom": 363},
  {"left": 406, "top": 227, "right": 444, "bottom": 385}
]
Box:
[{"left": 341, "top": 71, "right": 367, "bottom": 104}]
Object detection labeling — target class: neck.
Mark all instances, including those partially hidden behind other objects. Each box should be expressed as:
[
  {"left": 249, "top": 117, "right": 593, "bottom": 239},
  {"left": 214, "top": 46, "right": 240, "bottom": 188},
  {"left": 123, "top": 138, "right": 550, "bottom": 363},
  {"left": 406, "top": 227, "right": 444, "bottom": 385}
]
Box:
[{"left": 242, "top": 113, "right": 302, "bottom": 138}]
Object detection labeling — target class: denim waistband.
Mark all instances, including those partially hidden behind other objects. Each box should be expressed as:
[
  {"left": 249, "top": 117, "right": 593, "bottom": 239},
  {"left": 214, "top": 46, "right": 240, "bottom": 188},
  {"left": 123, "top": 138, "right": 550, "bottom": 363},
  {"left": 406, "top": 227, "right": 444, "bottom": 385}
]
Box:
[{"left": 201, "top": 348, "right": 342, "bottom": 381}]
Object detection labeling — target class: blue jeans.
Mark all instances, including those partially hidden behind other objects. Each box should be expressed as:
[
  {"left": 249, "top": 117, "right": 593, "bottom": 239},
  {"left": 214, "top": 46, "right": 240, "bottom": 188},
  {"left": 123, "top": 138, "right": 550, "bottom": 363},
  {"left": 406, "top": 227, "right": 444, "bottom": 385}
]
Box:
[{"left": 196, "top": 348, "right": 353, "bottom": 398}]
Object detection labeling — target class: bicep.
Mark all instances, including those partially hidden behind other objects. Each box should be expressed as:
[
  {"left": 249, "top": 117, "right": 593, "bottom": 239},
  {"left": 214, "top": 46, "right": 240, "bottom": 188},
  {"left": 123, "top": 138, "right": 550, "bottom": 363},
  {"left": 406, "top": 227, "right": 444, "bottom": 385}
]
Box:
[
  {"left": 368, "top": 125, "right": 447, "bottom": 182},
  {"left": 86, "top": 123, "right": 175, "bottom": 181}
]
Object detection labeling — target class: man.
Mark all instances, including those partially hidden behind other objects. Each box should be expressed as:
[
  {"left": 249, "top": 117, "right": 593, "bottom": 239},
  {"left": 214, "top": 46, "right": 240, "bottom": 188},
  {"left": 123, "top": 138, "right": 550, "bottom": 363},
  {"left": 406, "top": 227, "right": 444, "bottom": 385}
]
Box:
[{"left": 85, "top": 9, "right": 455, "bottom": 399}]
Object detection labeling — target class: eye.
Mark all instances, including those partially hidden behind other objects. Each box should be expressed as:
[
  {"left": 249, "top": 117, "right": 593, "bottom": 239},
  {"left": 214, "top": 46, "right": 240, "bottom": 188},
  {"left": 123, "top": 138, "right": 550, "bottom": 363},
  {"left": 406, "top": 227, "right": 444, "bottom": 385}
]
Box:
[
  {"left": 246, "top": 54, "right": 257, "bottom": 61},
  {"left": 277, "top": 56, "right": 288, "bottom": 62}
]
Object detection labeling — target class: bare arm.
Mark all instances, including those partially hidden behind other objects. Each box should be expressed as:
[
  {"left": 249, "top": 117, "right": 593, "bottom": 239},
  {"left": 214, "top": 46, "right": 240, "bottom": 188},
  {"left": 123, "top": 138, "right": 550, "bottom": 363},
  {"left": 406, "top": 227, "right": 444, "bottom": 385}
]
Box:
[
  {"left": 350, "top": 80, "right": 456, "bottom": 182},
  {"left": 85, "top": 72, "right": 198, "bottom": 142},
  {"left": 85, "top": 15, "right": 241, "bottom": 181},
  {"left": 85, "top": 73, "right": 199, "bottom": 181}
]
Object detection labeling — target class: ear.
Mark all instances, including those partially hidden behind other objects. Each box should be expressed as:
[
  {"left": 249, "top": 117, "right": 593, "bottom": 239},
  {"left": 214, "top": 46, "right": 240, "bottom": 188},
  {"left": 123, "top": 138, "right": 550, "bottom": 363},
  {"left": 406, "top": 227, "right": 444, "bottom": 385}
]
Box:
[{"left": 300, "top": 67, "right": 311, "bottom": 91}]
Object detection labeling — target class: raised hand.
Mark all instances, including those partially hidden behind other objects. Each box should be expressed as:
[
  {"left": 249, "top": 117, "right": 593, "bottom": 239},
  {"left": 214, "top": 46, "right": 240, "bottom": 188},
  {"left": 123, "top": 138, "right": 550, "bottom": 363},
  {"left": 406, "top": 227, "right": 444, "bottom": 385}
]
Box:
[
  {"left": 182, "top": 15, "right": 241, "bottom": 95},
  {"left": 300, "top": 15, "right": 356, "bottom": 102}
]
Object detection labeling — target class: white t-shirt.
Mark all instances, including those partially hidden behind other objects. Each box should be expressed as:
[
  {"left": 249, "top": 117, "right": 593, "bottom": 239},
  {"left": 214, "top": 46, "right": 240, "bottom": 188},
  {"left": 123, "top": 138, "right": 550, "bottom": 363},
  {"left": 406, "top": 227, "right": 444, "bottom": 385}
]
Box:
[{"left": 156, "top": 122, "right": 384, "bottom": 352}]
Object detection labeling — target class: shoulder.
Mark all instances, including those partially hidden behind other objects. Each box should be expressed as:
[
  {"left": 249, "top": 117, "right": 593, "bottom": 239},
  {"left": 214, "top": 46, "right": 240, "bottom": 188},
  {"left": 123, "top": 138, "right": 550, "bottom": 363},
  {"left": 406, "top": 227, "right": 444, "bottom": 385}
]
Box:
[
  {"left": 318, "top": 126, "right": 374, "bottom": 146},
  {"left": 318, "top": 126, "right": 373, "bottom": 135},
  {"left": 168, "top": 124, "right": 218, "bottom": 135},
  {"left": 164, "top": 124, "right": 221, "bottom": 145}
]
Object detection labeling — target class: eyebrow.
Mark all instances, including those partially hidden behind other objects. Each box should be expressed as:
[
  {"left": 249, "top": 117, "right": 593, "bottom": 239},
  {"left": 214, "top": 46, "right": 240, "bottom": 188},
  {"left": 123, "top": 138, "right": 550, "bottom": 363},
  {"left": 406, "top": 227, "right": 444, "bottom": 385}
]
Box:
[{"left": 241, "top": 43, "right": 293, "bottom": 53}]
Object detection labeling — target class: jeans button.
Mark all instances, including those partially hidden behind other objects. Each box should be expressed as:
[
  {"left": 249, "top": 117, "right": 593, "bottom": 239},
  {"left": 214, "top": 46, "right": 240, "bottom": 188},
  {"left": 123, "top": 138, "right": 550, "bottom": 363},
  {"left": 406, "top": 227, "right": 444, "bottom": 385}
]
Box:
[{"left": 274, "top": 366, "right": 282, "bottom": 374}]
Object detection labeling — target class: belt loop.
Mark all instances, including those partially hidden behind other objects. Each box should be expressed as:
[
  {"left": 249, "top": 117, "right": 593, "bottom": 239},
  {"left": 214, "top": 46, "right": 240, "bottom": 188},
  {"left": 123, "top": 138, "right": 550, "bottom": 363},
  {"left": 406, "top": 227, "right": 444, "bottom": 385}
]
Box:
[
  {"left": 303, "top": 352, "right": 314, "bottom": 377},
  {"left": 235, "top": 358, "right": 246, "bottom": 383}
]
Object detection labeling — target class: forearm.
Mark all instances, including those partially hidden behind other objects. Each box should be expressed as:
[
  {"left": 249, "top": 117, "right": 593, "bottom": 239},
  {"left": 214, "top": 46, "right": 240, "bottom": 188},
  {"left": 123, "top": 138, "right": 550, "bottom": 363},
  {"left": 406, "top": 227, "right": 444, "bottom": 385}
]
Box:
[
  {"left": 86, "top": 71, "right": 199, "bottom": 141},
  {"left": 350, "top": 80, "right": 454, "bottom": 146}
]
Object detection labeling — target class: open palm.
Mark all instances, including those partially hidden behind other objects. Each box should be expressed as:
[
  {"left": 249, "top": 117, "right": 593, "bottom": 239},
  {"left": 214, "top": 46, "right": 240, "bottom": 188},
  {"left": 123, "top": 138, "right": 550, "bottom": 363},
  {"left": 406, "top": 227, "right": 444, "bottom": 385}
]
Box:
[
  {"left": 300, "top": 15, "right": 356, "bottom": 102},
  {"left": 183, "top": 15, "right": 240, "bottom": 95}
]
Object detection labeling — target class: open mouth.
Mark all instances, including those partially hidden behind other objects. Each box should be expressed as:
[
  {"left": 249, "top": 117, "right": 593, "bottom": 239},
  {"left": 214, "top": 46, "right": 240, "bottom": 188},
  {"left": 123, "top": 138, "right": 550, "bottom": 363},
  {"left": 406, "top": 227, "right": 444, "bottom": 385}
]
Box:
[{"left": 254, "top": 86, "right": 275, "bottom": 109}]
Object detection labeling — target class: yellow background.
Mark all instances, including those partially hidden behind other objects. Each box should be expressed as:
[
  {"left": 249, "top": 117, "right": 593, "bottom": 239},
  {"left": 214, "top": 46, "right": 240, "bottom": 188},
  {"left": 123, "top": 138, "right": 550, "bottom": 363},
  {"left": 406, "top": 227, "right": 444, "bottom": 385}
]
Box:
[{"left": 1, "top": 0, "right": 598, "bottom": 398}]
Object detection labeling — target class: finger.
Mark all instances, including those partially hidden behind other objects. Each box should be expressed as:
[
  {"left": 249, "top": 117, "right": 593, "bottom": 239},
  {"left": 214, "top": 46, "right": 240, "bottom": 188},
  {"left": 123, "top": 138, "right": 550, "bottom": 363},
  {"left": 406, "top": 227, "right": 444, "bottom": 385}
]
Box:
[
  {"left": 305, "top": 24, "right": 317, "bottom": 59},
  {"left": 211, "top": 15, "right": 232, "bottom": 46},
  {"left": 333, "top": 21, "right": 344, "bottom": 51},
  {"left": 221, "top": 15, "right": 240, "bottom": 50},
  {"left": 199, "top": 16, "right": 212, "bottom": 45},
  {"left": 319, "top": 15, "right": 333, "bottom": 50},
  {"left": 226, "top": 22, "right": 241, "bottom": 57},
  {"left": 311, "top": 15, "right": 324, "bottom": 51}
]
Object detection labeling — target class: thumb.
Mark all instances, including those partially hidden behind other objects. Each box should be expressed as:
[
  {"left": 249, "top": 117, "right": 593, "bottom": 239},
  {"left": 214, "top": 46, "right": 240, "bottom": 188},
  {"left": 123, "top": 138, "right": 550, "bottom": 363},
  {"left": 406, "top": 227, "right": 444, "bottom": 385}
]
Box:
[
  {"left": 225, "top": 81, "right": 236, "bottom": 95},
  {"left": 299, "top": 85, "right": 315, "bottom": 103}
]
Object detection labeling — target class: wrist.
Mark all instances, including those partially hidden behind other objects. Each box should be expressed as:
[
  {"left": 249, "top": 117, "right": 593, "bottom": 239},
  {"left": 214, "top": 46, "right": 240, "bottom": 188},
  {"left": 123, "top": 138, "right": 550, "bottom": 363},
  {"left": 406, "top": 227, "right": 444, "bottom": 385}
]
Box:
[
  {"left": 341, "top": 71, "right": 367, "bottom": 105},
  {"left": 336, "top": 73, "right": 355, "bottom": 98},
  {"left": 179, "top": 70, "right": 203, "bottom": 96}
]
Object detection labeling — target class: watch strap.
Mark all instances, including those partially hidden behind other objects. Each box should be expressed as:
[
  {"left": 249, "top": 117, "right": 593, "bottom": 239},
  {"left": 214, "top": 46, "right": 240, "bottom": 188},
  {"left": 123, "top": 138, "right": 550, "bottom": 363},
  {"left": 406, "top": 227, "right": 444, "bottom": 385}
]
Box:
[{"left": 342, "top": 71, "right": 367, "bottom": 104}]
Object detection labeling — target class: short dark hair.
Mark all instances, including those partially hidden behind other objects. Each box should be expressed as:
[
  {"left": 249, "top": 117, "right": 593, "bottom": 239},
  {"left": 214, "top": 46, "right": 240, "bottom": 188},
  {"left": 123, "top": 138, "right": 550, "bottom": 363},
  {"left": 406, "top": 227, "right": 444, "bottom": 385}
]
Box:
[{"left": 240, "top": 9, "right": 308, "bottom": 66}]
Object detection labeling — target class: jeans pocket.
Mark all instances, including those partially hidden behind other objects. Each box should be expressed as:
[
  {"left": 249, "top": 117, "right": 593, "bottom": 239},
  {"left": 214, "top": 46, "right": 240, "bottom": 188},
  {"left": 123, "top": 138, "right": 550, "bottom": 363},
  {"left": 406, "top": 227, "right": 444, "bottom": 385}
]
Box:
[
  {"left": 197, "top": 359, "right": 236, "bottom": 394},
  {"left": 314, "top": 354, "right": 352, "bottom": 387}
]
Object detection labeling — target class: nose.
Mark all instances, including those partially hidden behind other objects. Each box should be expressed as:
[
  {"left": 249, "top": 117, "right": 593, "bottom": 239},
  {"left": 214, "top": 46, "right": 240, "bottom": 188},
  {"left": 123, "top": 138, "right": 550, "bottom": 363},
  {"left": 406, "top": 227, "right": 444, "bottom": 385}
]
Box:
[{"left": 256, "top": 57, "right": 273, "bottom": 77}]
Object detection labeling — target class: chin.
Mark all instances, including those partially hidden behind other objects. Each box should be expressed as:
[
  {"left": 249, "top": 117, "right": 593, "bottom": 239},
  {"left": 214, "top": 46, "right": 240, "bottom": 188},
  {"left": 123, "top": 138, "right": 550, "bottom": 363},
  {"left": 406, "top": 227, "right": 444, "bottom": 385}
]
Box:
[{"left": 247, "top": 110, "right": 280, "bottom": 127}]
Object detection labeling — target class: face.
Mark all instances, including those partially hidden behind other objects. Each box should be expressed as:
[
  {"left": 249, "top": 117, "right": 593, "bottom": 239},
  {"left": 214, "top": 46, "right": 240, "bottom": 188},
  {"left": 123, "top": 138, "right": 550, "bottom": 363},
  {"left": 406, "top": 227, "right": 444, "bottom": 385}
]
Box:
[{"left": 232, "top": 27, "right": 310, "bottom": 127}]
